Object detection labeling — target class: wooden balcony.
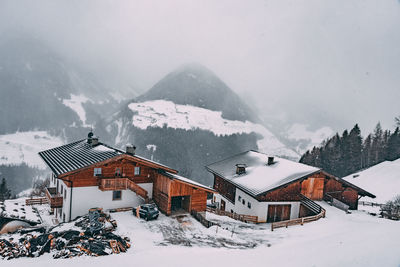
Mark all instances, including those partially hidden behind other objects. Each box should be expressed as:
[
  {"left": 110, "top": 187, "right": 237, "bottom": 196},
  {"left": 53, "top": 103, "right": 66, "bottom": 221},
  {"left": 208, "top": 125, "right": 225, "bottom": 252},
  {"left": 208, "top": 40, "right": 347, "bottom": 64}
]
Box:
[
  {"left": 99, "top": 178, "right": 128, "bottom": 191},
  {"left": 98, "top": 178, "right": 148, "bottom": 200},
  {"left": 45, "top": 187, "right": 63, "bottom": 208}
]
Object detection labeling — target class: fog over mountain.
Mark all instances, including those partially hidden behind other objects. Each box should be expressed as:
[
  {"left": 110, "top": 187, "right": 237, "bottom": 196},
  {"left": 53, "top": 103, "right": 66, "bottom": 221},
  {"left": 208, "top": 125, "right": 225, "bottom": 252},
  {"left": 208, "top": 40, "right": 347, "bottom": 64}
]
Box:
[
  {"left": 1, "top": 0, "right": 399, "bottom": 135},
  {"left": 105, "top": 64, "right": 297, "bottom": 185}
]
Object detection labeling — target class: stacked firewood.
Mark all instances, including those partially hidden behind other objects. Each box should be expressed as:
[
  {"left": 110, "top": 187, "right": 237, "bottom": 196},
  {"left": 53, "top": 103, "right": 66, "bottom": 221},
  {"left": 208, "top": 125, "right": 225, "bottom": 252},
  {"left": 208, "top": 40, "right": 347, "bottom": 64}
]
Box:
[{"left": 0, "top": 208, "right": 130, "bottom": 260}]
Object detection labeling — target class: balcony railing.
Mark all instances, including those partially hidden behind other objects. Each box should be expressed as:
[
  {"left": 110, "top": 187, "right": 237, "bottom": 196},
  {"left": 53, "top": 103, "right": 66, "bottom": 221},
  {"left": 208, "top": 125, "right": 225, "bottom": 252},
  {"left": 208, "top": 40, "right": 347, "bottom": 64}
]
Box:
[
  {"left": 99, "top": 178, "right": 128, "bottom": 191},
  {"left": 98, "top": 178, "right": 148, "bottom": 200},
  {"left": 45, "top": 187, "right": 63, "bottom": 208}
]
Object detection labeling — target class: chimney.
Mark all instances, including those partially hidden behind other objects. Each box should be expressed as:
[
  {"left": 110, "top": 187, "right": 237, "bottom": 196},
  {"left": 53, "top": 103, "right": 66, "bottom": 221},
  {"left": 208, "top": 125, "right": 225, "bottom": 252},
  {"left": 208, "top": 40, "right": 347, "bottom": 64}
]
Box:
[
  {"left": 126, "top": 144, "right": 136, "bottom": 155},
  {"left": 91, "top": 136, "right": 99, "bottom": 146},
  {"left": 267, "top": 156, "right": 275, "bottom": 165},
  {"left": 236, "top": 164, "right": 246, "bottom": 175},
  {"left": 87, "top": 131, "right": 94, "bottom": 144}
]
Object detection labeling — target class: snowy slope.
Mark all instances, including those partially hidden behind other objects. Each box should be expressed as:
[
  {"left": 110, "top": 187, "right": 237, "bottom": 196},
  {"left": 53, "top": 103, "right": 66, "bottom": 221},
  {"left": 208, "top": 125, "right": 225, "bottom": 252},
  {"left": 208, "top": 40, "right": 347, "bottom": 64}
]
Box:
[
  {"left": 0, "top": 131, "right": 64, "bottom": 169},
  {"left": 62, "top": 94, "right": 93, "bottom": 127},
  {"left": 343, "top": 159, "right": 400, "bottom": 203},
  {"left": 126, "top": 100, "right": 299, "bottom": 158}
]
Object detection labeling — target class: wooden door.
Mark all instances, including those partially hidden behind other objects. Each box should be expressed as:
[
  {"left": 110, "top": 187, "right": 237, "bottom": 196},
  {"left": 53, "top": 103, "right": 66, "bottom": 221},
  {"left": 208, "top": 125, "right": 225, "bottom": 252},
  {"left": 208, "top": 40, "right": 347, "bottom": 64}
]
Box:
[
  {"left": 301, "top": 178, "right": 324, "bottom": 200},
  {"left": 267, "top": 204, "right": 291, "bottom": 223},
  {"left": 220, "top": 199, "right": 226, "bottom": 211}
]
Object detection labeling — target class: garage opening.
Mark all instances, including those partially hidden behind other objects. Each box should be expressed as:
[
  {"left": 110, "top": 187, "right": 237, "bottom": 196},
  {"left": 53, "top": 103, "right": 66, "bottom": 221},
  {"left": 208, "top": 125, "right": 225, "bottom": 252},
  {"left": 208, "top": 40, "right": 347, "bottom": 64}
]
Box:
[
  {"left": 171, "top": 196, "right": 191, "bottom": 213},
  {"left": 267, "top": 204, "right": 291, "bottom": 223}
]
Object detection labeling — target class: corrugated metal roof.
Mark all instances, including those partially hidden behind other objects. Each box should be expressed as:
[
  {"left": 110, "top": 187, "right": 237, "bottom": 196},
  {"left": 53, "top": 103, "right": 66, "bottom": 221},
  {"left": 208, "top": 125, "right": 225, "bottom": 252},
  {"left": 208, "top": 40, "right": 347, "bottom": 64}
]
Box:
[{"left": 38, "top": 139, "right": 123, "bottom": 176}]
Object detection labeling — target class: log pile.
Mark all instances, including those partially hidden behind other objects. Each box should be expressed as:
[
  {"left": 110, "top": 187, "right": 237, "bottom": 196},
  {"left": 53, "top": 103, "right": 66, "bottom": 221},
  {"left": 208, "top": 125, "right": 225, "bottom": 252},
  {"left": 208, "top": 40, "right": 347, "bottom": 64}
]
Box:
[{"left": 0, "top": 208, "right": 130, "bottom": 260}]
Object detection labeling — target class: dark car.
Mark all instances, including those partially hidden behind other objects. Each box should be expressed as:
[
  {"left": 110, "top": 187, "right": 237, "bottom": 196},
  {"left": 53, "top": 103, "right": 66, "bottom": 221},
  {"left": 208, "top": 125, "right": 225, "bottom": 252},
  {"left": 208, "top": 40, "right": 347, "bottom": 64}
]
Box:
[{"left": 134, "top": 204, "right": 159, "bottom": 221}]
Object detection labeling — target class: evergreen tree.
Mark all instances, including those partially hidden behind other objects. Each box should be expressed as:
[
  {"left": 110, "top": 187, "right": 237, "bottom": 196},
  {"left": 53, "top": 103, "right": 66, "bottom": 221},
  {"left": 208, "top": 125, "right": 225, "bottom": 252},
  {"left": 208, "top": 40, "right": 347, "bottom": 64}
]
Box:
[
  {"left": 362, "top": 134, "right": 373, "bottom": 168},
  {"left": 340, "top": 129, "right": 350, "bottom": 176},
  {"left": 395, "top": 116, "right": 400, "bottom": 127},
  {"left": 371, "top": 122, "right": 384, "bottom": 165},
  {"left": 387, "top": 127, "right": 400, "bottom": 161},
  {"left": 0, "top": 177, "right": 12, "bottom": 201},
  {"left": 300, "top": 122, "right": 400, "bottom": 177},
  {"left": 348, "top": 124, "right": 363, "bottom": 173}
]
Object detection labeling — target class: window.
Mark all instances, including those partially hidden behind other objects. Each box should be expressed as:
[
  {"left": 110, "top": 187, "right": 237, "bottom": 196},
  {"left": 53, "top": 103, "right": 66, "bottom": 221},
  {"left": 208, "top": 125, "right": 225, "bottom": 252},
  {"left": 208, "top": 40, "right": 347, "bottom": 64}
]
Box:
[
  {"left": 134, "top": 167, "right": 141, "bottom": 176},
  {"left": 242, "top": 199, "right": 245, "bottom": 205},
  {"left": 94, "top": 168, "right": 102, "bottom": 177},
  {"left": 248, "top": 202, "right": 251, "bottom": 209},
  {"left": 238, "top": 195, "right": 241, "bottom": 201},
  {"left": 63, "top": 213, "right": 65, "bottom": 222},
  {"left": 64, "top": 189, "right": 67, "bottom": 198},
  {"left": 115, "top": 168, "right": 121, "bottom": 177},
  {"left": 113, "top": 190, "right": 122, "bottom": 200}
]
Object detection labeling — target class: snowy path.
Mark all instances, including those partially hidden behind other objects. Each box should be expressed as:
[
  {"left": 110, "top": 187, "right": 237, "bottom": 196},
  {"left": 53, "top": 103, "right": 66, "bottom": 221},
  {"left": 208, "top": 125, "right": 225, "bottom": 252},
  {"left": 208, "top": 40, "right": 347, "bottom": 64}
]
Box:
[{"left": 3, "top": 202, "right": 400, "bottom": 267}]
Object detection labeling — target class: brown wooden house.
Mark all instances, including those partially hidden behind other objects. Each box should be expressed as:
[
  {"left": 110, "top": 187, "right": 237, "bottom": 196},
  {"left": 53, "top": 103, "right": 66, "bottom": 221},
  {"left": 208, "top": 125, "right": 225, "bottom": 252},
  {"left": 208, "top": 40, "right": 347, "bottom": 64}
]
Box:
[
  {"left": 39, "top": 133, "right": 214, "bottom": 222},
  {"left": 206, "top": 150, "right": 375, "bottom": 223}
]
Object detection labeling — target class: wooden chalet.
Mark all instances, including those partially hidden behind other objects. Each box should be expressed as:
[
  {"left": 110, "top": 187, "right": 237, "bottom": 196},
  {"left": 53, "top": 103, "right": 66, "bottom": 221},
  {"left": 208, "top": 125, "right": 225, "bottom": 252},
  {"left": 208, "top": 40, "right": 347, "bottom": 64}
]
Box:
[
  {"left": 38, "top": 133, "right": 214, "bottom": 222},
  {"left": 206, "top": 150, "right": 375, "bottom": 223}
]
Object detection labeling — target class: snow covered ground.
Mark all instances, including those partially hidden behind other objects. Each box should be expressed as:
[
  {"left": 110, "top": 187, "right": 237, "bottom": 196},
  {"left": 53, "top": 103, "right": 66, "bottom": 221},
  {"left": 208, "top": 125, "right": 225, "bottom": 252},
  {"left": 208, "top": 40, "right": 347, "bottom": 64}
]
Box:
[
  {"left": 127, "top": 100, "right": 299, "bottom": 158},
  {"left": 0, "top": 198, "right": 41, "bottom": 224},
  {"left": 343, "top": 159, "right": 400, "bottom": 203},
  {"left": 0, "top": 131, "right": 64, "bottom": 169},
  {"left": 2, "top": 201, "right": 399, "bottom": 266}
]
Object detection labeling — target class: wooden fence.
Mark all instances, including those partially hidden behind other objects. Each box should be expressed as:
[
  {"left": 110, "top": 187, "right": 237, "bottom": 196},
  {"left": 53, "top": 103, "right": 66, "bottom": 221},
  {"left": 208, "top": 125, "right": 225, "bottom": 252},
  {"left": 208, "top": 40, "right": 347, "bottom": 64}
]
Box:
[
  {"left": 359, "top": 201, "right": 383, "bottom": 207},
  {"left": 191, "top": 210, "right": 219, "bottom": 228},
  {"left": 25, "top": 197, "right": 48, "bottom": 206},
  {"left": 206, "top": 207, "right": 258, "bottom": 223},
  {"left": 271, "top": 208, "right": 326, "bottom": 231}
]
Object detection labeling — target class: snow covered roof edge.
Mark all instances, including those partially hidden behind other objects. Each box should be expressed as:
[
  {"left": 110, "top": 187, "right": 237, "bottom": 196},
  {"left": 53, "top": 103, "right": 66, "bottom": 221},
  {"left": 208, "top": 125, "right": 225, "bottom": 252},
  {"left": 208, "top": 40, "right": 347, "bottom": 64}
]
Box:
[{"left": 164, "top": 172, "right": 215, "bottom": 193}]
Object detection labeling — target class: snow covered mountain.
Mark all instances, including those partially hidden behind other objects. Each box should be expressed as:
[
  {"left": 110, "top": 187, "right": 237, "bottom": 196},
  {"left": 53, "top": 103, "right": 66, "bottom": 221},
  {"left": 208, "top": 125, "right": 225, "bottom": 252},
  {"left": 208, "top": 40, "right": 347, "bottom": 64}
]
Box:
[
  {"left": 0, "top": 35, "right": 123, "bottom": 134},
  {"left": 0, "top": 34, "right": 124, "bottom": 193},
  {"left": 343, "top": 159, "right": 400, "bottom": 203},
  {"left": 107, "top": 64, "right": 298, "bottom": 185},
  {"left": 137, "top": 63, "right": 258, "bottom": 123}
]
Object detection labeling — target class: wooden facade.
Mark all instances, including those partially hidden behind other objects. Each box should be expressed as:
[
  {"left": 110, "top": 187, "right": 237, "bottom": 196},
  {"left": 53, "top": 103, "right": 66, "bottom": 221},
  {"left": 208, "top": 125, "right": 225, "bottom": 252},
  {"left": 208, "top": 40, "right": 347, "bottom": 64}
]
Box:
[
  {"left": 58, "top": 155, "right": 158, "bottom": 187},
  {"left": 50, "top": 153, "right": 211, "bottom": 216},
  {"left": 153, "top": 173, "right": 211, "bottom": 215},
  {"left": 214, "top": 171, "right": 371, "bottom": 211},
  {"left": 213, "top": 175, "right": 236, "bottom": 204}
]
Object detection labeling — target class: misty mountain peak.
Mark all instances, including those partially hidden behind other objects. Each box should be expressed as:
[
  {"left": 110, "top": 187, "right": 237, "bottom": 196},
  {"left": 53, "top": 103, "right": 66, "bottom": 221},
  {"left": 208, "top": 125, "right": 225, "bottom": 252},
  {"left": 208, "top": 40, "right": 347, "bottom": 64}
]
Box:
[{"left": 136, "top": 63, "right": 257, "bottom": 122}]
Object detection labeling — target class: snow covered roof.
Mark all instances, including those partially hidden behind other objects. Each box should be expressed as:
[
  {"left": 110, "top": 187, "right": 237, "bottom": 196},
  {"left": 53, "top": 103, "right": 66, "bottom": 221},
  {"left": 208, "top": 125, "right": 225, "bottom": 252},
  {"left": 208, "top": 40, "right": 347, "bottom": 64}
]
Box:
[
  {"left": 164, "top": 172, "right": 215, "bottom": 193},
  {"left": 206, "top": 150, "right": 320, "bottom": 197},
  {"left": 39, "top": 139, "right": 123, "bottom": 176}
]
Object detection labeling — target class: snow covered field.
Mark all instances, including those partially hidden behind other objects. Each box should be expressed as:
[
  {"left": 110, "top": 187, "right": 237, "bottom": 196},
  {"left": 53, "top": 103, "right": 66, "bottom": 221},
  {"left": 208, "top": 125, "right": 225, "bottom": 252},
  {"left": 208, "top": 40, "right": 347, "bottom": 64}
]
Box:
[
  {"left": 3, "top": 202, "right": 399, "bottom": 267},
  {"left": 0, "top": 131, "right": 64, "bottom": 169},
  {"left": 343, "top": 159, "right": 400, "bottom": 203},
  {"left": 127, "top": 100, "right": 299, "bottom": 158}
]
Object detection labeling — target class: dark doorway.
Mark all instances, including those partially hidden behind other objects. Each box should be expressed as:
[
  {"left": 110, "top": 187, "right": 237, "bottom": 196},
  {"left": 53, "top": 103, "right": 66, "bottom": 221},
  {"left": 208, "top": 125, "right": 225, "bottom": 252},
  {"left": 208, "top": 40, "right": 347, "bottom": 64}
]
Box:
[
  {"left": 171, "top": 196, "right": 191, "bottom": 213},
  {"left": 267, "top": 204, "right": 291, "bottom": 223}
]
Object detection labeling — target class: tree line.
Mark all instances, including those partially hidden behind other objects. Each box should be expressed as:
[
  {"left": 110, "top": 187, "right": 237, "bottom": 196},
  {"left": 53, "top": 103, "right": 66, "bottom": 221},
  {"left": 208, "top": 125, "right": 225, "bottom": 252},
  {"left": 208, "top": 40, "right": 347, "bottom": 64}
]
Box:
[{"left": 300, "top": 117, "right": 400, "bottom": 178}]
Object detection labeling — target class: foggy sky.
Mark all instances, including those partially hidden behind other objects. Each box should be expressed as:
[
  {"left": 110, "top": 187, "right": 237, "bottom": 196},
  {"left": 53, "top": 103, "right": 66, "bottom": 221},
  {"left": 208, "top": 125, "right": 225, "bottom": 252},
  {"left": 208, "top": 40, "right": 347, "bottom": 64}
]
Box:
[{"left": 1, "top": 0, "right": 399, "bottom": 134}]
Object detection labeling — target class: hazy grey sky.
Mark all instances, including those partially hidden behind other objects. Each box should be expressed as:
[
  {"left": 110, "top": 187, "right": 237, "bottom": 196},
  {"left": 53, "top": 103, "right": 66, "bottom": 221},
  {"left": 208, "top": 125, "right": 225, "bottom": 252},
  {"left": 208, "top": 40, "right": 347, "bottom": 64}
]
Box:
[{"left": 1, "top": 0, "right": 399, "bottom": 133}]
